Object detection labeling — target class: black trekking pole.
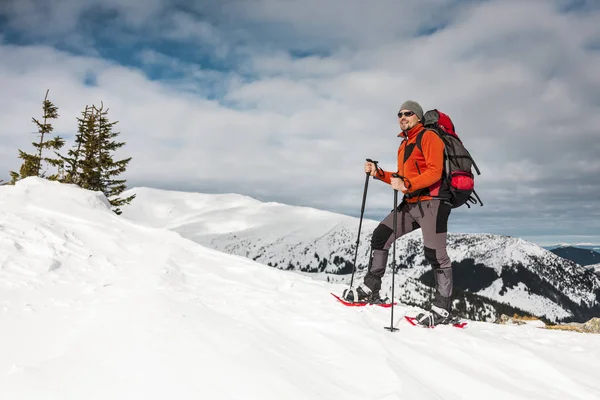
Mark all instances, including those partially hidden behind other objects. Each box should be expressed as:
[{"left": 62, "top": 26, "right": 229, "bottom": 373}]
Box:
[
  {"left": 348, "top": 158, "right": 379, "bottom": 290},
  {"left": 384, "top": 173, "right": 401, "bottom": 332}
]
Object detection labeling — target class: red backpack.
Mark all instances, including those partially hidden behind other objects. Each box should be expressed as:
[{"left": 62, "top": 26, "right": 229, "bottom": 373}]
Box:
[{"left": 417, "top": 110, "right": 482, "bottom": 208}]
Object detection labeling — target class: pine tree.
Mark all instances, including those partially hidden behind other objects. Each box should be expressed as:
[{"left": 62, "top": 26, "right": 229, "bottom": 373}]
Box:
[
  {"left": 77, "top": 106, "right": 102, "bottom": 191},
  {"left": 9, "top": 90, "right": 65, "bottom": 183},
  {"left": 59, "top": 105, "right": 92, "bottom": 185},
  {"left": 77, "top": 103, "right": 135, "bottom": 214}
]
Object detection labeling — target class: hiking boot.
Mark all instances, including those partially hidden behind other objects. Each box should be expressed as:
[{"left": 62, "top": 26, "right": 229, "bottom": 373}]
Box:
[
  {"left": 415, "top": 305, "right": 453, "bottom": 327},
  {"left": 342, "top": 284, "right": 378, "bottom": 303}
]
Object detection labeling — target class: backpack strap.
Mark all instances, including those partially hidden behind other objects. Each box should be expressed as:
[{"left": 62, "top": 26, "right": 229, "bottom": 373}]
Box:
[
  {"left": 471, "top": 157, "right": 482, "bottom": 176},
  {"left": 416, "top": 127, "right": 449, "bottom": 177},
  {"left": 471, "top": 189, "right": 483, "bottom": 206},
  {"left": 415, "top": 129, "right": 428, "bottom": 153}
]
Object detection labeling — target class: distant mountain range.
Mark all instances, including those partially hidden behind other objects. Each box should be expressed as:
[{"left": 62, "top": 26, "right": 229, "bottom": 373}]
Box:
[
  {"left": 545, "top": 244, "right": 600, "bottom": 252},
  {"left": 123, "top": 188, "right": 600, "bottom": 323},
  {"left": 549, "top": 246, "right": 600, "bottom": 266}
]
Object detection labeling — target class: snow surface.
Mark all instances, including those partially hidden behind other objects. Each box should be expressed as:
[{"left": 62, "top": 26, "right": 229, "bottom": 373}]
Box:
[
  {"left": 1, "top": 178, "right": 600, "bottom": 399},
  {"left": 122, "top": 187, "right": 600, "bottom": 322}
]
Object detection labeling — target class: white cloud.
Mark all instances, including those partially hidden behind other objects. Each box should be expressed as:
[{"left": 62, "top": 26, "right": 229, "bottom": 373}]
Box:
[{"left": 0, "top": 0, "right": 599, "bottom": 243}]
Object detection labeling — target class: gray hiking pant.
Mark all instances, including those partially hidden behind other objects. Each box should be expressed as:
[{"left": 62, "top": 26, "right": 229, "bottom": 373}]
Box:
[{"left": 364, "top": 199, "right": 453, "bottom": 310}]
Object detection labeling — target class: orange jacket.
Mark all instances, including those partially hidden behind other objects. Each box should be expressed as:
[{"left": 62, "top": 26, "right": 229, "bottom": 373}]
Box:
[{"left": 375, "top": 123, "right": 445, "bottom": 203}]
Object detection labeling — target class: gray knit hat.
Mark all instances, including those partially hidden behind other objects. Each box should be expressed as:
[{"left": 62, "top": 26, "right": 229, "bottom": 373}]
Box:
[{"left": 399, "top": 100, "right": 424, "bottom": 121}]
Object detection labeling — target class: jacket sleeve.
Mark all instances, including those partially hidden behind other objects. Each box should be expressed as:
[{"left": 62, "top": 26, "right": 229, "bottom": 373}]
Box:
[
  {"left": 373, "top": 143, "right": 404, "bottom": 184},
  {"left": 374, "top": 169, "right": 392, "bottom": 184},
  {"left": 406, "top": 130, "right": 444, "bottom": 192}
]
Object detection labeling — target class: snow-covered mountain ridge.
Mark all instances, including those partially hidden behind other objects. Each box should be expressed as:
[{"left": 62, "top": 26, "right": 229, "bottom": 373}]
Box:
[{"left": 123, "top": 187, "right": 600, "bottom": 323}]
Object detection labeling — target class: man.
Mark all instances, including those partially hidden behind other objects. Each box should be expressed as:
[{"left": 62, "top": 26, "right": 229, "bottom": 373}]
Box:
[{"left": 343, "top": 100, "right": 454, "bottom": 327}]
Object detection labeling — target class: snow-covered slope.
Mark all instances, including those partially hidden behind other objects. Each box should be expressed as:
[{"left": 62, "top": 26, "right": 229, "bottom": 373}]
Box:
[
  {"left": 123, "top": 187, "right": 600, "bottom": 323},
  {"left": 2, "top": 178, "right": 600, "bottom": 399},
  {"left": 122, "top": 187, "right": 364, "bottom": 274}
]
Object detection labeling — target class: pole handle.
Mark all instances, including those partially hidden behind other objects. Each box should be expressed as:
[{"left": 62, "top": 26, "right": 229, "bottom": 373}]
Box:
[{"left": 367, "top": 159, "right": 383, "bottom": 178}]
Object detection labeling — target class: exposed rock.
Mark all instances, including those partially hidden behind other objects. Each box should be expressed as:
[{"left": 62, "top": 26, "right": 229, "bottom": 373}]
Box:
[
  {"left": 545, "top": 324, "right": 583, "bottom": 332},
  {"left": 495, "top": 314, "right": 528, "bottom": 325},
  {"left": 582, "top": 318, "right": 600, "bottom": 333},
  {"left": 545, "top": 317, "right": 600, "bottom": 334}
]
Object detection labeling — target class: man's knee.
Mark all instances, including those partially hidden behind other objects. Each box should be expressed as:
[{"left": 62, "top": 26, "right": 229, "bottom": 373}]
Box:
[
  {"left": 424, "top": 246, "right": 440, "bottom": 267},
  {"left": 371, "top": 224, "right": 393, "bottom": 250},
  {"left": 424, "top": 246, "right": 450, "bottom": 269}
]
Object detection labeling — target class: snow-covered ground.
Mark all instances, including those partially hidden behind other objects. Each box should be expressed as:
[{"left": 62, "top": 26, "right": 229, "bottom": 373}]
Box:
[{"left": 1, "top": 178, "right": 600, "bottom": 400}]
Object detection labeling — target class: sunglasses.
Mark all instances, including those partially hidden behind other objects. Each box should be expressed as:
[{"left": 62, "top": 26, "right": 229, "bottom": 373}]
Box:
[{"left": 397, "top": 111, "right": 415, "bottom": 118}]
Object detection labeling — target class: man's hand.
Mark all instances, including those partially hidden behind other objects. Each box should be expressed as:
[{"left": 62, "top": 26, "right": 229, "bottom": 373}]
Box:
[
  {"left": 391, "top": 176, "right": 407, "bottom": 193},
  {"left": 365, "top": 161, "right": 377, "bottom": 177}
]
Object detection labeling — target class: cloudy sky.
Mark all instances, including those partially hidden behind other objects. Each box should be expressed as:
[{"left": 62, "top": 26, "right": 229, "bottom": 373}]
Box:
[{"left": 1, "top": 0, "right": 599, "bottom": 246}]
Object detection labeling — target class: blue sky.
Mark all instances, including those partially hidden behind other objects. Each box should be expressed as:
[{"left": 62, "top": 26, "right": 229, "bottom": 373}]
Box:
[{"left": 1, "top": 0, "right": 599, "bottom": 246}]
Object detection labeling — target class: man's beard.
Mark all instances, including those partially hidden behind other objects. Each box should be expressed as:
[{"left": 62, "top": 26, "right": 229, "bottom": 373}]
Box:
[{"left": 402, "top": 121, "right": 415, "bottom": 131}]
